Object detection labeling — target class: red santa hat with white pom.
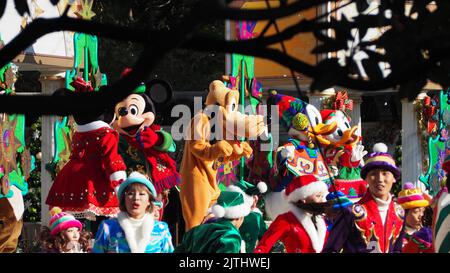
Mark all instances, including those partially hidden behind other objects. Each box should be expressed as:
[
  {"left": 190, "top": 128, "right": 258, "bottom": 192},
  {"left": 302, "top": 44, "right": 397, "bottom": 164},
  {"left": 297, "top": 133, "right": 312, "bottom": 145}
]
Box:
[{"left": 284, "top": 174, "right": 328, "bottom": 203}]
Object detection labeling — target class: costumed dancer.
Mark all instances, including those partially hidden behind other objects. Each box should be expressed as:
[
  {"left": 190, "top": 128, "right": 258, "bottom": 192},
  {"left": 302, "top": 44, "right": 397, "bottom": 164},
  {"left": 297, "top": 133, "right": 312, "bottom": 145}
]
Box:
[
  {"left": 46, "top": 78, "right": 127, "bottom": 219},
  {"left": 320, "top": 109, "right": 368, "bottom": 202},
  {"left": 40, "top": 207, "right": 92, "bottom": 253},
  {"left": 397, "top": 182, "right": 433, "bottom": 253},
  {"left": 113, "top": 68, "right": 180, "bottom": 203},
  {"left": 264, "top": 92, "right": 337, "bottom": 220},
  {"left": 323, "top": 143, "right": 405, "bottom": 253},
  {"left": 92, "top": 172, "right": 174, "bottom": 253},
  {"left": 175, "top": 191, "right": 251, "bottom": 253},
  {"left": 254, "top": 174, "right": 329, "bottom": 253},
  {"left": 180, "top": 80, "right": 266, "bottom": 231},
  {"left": 226, "top": 180, "right": 268, "bottom": 253}
]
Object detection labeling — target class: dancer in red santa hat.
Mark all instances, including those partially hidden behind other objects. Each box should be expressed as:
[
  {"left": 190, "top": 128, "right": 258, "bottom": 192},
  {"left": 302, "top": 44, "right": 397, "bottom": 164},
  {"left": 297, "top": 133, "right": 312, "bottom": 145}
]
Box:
[{"left": 254, "top": 174, "right": 329, "bottom": 253}]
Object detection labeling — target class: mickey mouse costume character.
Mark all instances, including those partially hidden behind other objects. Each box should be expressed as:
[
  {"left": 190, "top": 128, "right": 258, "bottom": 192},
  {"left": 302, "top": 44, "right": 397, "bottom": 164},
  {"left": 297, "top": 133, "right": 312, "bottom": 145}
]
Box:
[
  {"left": 113, "top": 68, "right": 180, "bottom": 196},
  {"left": 46, "top": 78, "right": 127, "bottom": 219}
]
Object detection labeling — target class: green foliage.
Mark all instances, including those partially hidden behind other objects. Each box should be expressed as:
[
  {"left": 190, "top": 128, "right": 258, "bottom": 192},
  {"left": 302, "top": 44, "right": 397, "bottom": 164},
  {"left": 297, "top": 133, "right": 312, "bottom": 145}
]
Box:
[{"left": 23, "top": 118, "right": 41, "bottom": 222}]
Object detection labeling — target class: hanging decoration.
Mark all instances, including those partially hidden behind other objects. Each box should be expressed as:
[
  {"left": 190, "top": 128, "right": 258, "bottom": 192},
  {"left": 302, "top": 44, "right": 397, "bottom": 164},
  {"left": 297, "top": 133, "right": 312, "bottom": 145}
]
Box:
[
  {"left": 322, "top": 90, "right": 353, "bottom": 113},
  {"left": 49, "top": 0, "right": 107, "bottom": 177},
  {"left": 0, "top": 33, "right": 30, "bottom": 200},
  {"left": 0, "top": 36, "right": 16, "bottom": 95},
  {"left": 218, "top": 20, "right": 272, "bottom": 188},
  {"left": 419, "top": 90, "right": 450, "bottom": 196}
]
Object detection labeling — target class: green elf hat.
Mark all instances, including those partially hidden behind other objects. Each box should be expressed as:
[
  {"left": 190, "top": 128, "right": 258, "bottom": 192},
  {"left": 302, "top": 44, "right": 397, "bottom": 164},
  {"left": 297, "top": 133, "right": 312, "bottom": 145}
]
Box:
[
  {"left": 226, "top": 180, "right": 267, "bottom": 206},
  {"left": 211, "top": 191, "right": 251, "bottom": 219}
]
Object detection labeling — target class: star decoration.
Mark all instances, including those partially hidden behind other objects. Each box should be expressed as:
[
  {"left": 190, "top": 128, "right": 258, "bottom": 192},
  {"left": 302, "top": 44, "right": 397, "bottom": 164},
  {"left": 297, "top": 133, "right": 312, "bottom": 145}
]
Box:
[
  {"left": 75, "top": 0, "right": 96, "bottom": 20},
  {"left": 56, "top": 117, "right": 75, "bottom": 173},
  {"left": 25, "top": 199, "right": 32, "bottom": 209},
  {"left": 21, "top": 16, "right": 29, "bottom": 29},
  {"left": 31, "top": 0, "right": 45, "bottom": 17},
  {"left": 0, "top": 114, "right": 21, "bottom": 173}
]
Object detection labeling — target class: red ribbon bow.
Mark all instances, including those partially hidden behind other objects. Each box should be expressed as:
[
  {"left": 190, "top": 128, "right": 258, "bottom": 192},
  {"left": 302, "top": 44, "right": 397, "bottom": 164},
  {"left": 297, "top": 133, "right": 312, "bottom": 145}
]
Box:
[
  {"left": 333, "top": 91, "right": 353, "bottom": 111},
  {"left": 70, "top": 77, "right": 94, "bottom": 93},
  {"left": 423, "top": 96, "right": 437, "bottom": 134}
]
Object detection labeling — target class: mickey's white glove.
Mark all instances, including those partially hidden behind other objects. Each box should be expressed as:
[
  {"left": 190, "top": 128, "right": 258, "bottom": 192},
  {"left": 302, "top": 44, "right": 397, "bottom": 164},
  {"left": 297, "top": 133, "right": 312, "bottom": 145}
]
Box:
[{"left": 351, "top": 144, "right": 368, "bottom": 162}]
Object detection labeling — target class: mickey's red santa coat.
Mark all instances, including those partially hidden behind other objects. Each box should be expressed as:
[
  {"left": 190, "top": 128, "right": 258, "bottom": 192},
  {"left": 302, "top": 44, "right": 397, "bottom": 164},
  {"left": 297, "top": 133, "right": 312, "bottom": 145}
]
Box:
[{"left": 254, "top": 175, "right": 328, "bottom": 253}]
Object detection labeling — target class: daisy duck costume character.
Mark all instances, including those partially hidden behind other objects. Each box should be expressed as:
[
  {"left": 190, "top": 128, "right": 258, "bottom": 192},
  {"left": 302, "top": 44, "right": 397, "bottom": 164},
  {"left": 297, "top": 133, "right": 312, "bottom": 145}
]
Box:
[
  {"left": 320, "top": 109, "right": 368, "bottom": 202},
  {"left": 46, "top": 78, "right": 127, "bottom": 219}
]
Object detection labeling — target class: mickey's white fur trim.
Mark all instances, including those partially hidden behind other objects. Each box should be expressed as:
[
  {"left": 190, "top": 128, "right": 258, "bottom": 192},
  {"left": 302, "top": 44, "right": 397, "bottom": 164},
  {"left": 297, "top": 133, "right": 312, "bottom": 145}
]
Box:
[
  {"left": 257, "top": 182, "right": 268, "bottom": 194},
  {"left": 373, "top": 143, "right": 388, "bottom": 153},
  {"left": 110, "top": 171, "right": 127, "bottom": 182},
  {"left": 212, "top": 203, "right": 251, "bottom": 219},
  {"left": 76, "top": 121, "right": 110, "bottom": 132},
  {"left": 286, "top": 181, "right": 328, "bottom": 203}
]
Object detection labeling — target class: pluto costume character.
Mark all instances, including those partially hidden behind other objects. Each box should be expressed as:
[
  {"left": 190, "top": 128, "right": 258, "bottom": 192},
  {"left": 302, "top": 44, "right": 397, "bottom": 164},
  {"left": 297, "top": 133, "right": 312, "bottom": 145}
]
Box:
[{"left": 180, "top": 80, "right": 267, "bottom": 231}]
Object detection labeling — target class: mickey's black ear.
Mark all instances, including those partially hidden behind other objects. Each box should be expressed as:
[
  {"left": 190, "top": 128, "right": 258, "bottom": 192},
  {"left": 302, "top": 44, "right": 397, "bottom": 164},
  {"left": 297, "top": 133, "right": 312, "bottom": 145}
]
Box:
[{"left": 146, "top": 79, "right": 173, "bottom": 106}]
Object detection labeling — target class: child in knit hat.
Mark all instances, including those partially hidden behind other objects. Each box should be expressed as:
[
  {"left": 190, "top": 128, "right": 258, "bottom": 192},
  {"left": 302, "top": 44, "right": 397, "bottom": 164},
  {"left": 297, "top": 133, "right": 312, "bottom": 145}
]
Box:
[
  {"left": 174, "top": 191, "right": 251, "bottom": 253},
  {"left": 397, "top": 182, "right": 433, "bottom": 253},
  {"left": 40, "top": 207, "right": 92, "bottom": 253},
  {"left": 92, "top": 172, "right": 173, "bottom": 253}
]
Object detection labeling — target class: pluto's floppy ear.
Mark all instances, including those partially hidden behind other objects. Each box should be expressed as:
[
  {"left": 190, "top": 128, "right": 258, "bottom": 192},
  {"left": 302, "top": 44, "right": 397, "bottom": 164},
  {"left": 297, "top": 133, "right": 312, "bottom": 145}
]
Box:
[{"left": 146, "top": 79, "right": 173, "bottom": 108}]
